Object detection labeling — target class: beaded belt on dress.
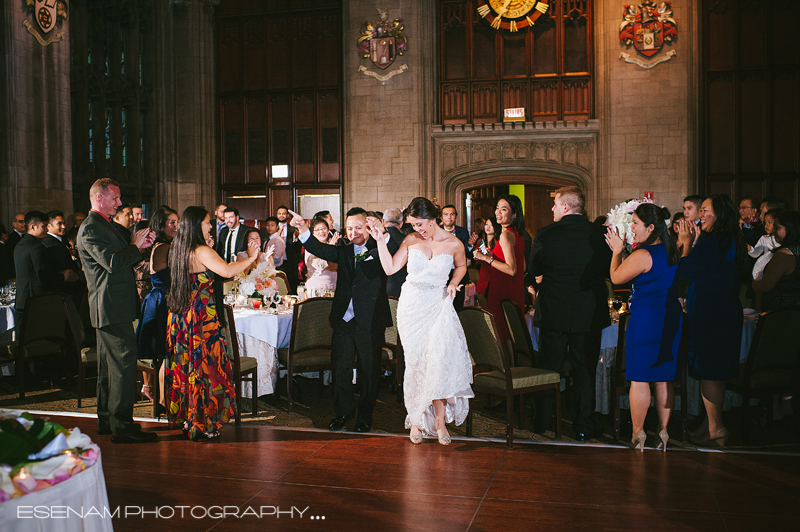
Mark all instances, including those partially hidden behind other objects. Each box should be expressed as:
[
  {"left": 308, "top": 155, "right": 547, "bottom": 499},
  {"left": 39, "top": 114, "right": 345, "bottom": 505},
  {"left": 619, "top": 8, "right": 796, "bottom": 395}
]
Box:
[{"left": 407, "top": 280, "right": 440, "bottom": 292}]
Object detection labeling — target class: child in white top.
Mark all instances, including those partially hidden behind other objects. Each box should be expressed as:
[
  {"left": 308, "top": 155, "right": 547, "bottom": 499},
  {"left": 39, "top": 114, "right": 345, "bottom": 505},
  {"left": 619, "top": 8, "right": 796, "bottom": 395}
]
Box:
[{"left": 749, "top": 211, "right": 780, "bottom": 280}]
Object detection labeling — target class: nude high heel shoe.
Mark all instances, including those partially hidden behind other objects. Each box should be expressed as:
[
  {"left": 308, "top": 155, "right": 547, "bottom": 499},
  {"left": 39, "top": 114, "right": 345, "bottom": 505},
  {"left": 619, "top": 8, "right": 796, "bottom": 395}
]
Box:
[
  {"left": 691, "top": 427, "right": 728, "bottom": 449},
  {"left": 409, "top": 426, "right": 422, "bottom": 445},
  {"left": 630, "top": 430, "right": 646, "bottom": 452},
  {"left": 655, "top": 429, "right": 669, "bottom": 452}
]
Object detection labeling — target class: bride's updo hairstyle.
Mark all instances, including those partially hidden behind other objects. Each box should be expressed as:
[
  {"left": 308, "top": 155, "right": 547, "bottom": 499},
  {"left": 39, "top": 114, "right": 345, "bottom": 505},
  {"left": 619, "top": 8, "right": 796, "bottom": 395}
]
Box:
[{"left": 406, "top": 197, "right": 441, "bottom": 221}]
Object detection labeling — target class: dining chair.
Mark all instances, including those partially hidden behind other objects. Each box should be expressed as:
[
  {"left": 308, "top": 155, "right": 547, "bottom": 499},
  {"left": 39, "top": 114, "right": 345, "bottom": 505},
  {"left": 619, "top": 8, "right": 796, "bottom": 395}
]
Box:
[
  {"left": 274, "top": 275, "right": 289, "bottom": 296},
  {"left": 727, "top": 308, "right": 800, "bottom": 444},
  {"left": 4, "top": 293, "right": 72, "bottom": 400},
  {"left": 224, "top": 304, "right": 259, "bottom": 425},
  {"left": 500, "top": 298, "right": 535, "bottom": 367},
  {"left": 383, "top": 296, "right": 403, "bottom": 403},
  {"left": 62, "top": 295, "right": 98, "bottom": 409},
  {"left": 459, "top": 307, "right": 562, "bottom": 449},
  {"left": 277, "top": 297, "right": 334, "bottom": 411},
  {"left": 613, "top": 311, "right": 689, "bottom": 442}
]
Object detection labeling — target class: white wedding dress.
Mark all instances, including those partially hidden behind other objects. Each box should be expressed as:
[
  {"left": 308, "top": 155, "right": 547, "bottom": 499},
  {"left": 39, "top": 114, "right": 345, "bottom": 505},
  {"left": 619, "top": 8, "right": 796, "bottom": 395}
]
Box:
[{"left": 398, "top": 248, "right": 474, "bottom": 436}]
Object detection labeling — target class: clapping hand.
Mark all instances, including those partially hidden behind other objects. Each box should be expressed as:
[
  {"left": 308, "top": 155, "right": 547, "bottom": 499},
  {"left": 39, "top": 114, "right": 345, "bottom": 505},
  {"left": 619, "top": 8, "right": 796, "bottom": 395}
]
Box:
[
  {"left": 246, "top": 240, "right": 259, "bottom": 260},
  {"left": 263, "top": 244, "right": 275, "bottom": 261},
  {"left": 286, "top": 209, "right": 308, "bottom": 233},
  {"left": 329, "top": 231, "right": 341, "bottom": 246},
  {"left": 605, "top": 227, "right": 626, "bottom": 254},
  {"left": 676, "top": 219, "right": 697, "bottom": 250},
  {"left": 468, "top": 232, "right": 480, "bottom": 247},
  {"left": 132, "top": 228, "right": 155, "bottom": 252}
]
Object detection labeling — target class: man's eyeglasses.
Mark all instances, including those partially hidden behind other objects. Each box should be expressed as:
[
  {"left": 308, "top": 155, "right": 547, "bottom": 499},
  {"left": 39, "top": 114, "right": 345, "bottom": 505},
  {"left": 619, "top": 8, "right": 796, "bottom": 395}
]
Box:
[{"left": 13, "top": 219, "right": 23, "bottom": 223}]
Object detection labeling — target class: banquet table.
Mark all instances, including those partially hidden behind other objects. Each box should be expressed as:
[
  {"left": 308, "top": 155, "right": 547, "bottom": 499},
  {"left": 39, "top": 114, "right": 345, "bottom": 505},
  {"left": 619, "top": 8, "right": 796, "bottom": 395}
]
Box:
[
  {"left": 0, "top": 454, "right": 114, "bottom": 532},
  {"left": 232, "top": 307, "right": 293, "bottom": 398},
  {"left": 1, "top": 304, "right": 15, "bottom": 377}
]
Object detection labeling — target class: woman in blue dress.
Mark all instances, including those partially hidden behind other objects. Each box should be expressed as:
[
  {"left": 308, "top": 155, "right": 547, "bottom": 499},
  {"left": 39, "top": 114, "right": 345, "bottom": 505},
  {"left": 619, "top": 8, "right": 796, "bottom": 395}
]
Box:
[
  {"left": 607, "top": 203, "right": 682, "bottom": 451},
  {"left": 676, "top": 194, "right": 745, "bottom": 448},
  {"left": 136, "top": 206, "right": 179, "bottom": 414}
]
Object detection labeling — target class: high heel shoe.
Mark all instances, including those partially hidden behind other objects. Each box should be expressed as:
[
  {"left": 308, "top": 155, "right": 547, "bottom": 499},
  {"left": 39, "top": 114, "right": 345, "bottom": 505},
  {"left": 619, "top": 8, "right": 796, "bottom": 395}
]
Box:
[
  {"left": 154, "top": 403, "right": 166, "bottom": 420},
  {"left": 630, "top": 430, "right": 646, "bottom": 452},
  {"left": 691, "top": 428, "right": 728, "bottom": 449},
  {"left": 409, "top": 426, "right": 423, "bottom": 445},
  {"left": 655, "top": 429, "right": 669, "bottom": 452},
  {"left": 437, "top": 427, "right": 451, "bottom": 446}
]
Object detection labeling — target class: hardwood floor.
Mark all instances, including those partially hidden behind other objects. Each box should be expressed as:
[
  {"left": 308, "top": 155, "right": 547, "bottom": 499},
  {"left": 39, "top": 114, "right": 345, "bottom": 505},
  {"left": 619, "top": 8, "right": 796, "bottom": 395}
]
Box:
[{"left": 23, "top": 414, "right": 800, "bottom": 531}]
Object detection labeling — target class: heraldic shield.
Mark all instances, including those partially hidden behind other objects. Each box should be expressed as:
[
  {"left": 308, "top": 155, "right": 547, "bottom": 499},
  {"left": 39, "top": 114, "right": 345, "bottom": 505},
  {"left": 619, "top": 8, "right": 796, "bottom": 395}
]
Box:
[
  {"left": 619, "top": 1, "right": 677, "bottom": 58},
  {"left": 370, "top": 36, "right": 396, "bottom": 70},
  {"left": 35, "top": 0, "right": 58, "bottom": 34}
]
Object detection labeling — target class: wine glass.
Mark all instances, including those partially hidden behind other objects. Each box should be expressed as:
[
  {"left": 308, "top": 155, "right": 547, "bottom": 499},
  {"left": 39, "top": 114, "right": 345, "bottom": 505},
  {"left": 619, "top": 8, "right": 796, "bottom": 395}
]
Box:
[{"left": 273, "top": 292, "right": 282, "bottom": 309}]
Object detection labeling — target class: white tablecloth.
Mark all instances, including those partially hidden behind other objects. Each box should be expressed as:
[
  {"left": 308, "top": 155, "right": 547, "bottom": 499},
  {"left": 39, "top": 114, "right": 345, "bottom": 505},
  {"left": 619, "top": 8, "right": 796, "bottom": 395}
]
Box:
[
  {"left": 1, "top": 454, "right": 113, "bottom": 532},
  {"left": 232, "top": 309, "right": 293, "bottom": 397},
  {"left": 1, "top": 304, "right": 14, "bottom": 335}
]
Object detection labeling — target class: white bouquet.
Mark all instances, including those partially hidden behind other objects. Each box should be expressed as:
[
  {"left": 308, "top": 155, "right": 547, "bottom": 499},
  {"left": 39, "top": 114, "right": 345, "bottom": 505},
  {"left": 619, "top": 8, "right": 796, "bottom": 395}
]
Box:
[{"left": 606, "top": 198, "right": 654, "bottom": 249}]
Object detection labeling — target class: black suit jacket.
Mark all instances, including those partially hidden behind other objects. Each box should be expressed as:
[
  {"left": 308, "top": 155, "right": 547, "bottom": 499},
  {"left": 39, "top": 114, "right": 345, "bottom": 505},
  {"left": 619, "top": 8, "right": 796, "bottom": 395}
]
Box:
[
  {"left": 7, "top": 230, "right": 23, "bottom": 255},
  {"left": 302, "top": 231, "right": 399, "bottom": 331},
  {"left": 530, "top": 214, "right": 611, "bottom": 333},
  {"left": 111, "top": 222, "right": 132, "bottom": 245},
  {"left": 385, "top": 226, "right": 408, "bottom": 297},
  {"left": 216, "top": 224, "right": 249, "bottom": 261},
  {"left": 43, "top": 234, "right": 86, "bottom": 301},
  {"left": 13, "top": 234, "right": 59, "bottom": 311},
  {"left": 0, "top": 242, "right": 14, "bottom": 287}
]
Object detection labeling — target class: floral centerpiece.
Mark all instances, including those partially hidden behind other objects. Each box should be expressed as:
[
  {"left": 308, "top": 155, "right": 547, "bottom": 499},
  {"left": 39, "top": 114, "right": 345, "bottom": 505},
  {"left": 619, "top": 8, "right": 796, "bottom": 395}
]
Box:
[
  {"left": 0, "top": 410, "right": 100, "bottom": 502},
  {"left": 236, "top": 262, "right": 279, "bottom": 302},
  {"left": 606, "top": 197, "right": 654, "bottom": 253}
]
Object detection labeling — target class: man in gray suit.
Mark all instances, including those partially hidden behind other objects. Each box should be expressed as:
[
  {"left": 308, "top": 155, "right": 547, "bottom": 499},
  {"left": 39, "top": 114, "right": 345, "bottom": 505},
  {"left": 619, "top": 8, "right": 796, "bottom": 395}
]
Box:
[{"left": 78, "top": 178, "right": 157, "bottom": 443}]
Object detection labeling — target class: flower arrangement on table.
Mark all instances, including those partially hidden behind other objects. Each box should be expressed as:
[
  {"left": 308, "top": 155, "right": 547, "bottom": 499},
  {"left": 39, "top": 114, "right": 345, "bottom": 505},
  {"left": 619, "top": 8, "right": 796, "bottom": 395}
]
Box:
[
  {"left": 606, "top": 198, "right": 654, "bottom": 253},
  {"left": 236, "top": 262, "right": 279, "bottom": 302},
  {"left": 0, "top": 411, "right": 100, "bottom": 502}
]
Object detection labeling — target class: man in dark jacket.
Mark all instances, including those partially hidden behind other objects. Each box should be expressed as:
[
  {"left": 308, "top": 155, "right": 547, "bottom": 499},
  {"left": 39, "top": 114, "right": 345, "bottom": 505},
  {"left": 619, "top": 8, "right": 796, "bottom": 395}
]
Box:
[
  {"left": 13, "top": 211, "right": 61, "bottom": 323},
  {"left": 530, "top": 186, "right": 611, "bottom": 441},
  {"left": 43, "top": 210, "right": 85, "bottom": 304},
  {"left": 383, "top": 208, "right": 407, "bottom": 297},
  {"left": 291, "top": 207, "right": 399, "bottom": 433},
  {"left": 440, "top": 204, "right": 472, "bottom": 310}
]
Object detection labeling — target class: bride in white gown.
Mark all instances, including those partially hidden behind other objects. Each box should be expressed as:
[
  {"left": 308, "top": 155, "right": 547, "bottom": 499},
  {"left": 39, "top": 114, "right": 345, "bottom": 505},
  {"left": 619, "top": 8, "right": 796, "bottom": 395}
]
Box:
[{"left": 367, "top": 197, "right": 473, "bottom": 445}]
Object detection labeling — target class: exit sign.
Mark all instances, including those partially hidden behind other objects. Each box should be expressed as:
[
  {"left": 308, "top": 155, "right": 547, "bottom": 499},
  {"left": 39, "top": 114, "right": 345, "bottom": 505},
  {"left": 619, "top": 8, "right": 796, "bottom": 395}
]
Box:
[{"left": 503, "top": 108, "right": 525, "bottom": 122}]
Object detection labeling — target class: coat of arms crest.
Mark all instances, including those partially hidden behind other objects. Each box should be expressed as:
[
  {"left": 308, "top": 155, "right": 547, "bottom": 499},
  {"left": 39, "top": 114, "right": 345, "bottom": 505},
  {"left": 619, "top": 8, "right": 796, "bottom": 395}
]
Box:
[
  {"left": 619, "top": 1, "right": 677, "bottom": 58},
  {"left": 357, "top": 10, "right": 408, "bottom": 70},
  {"left": 22, "top": 0, "right": 69, "bottom": 45}
]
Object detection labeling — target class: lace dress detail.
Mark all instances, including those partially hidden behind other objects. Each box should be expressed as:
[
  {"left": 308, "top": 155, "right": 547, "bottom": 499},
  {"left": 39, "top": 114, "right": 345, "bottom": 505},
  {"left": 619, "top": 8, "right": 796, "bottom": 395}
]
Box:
[{"left": 398, "top": 248, "right": 474, "bottom": 436}]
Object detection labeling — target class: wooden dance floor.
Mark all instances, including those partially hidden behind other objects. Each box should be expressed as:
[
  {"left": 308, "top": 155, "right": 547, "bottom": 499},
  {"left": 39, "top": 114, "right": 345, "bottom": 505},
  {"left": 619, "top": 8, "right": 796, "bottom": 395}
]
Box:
[{"left": 35, "top": 414, "right": 800, "bottom": 531}]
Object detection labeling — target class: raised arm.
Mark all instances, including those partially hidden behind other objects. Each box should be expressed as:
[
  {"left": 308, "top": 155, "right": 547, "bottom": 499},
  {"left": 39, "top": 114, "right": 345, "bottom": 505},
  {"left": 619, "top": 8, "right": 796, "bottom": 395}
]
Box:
[
  {"left": 606, "top": 227, "right": 652, "bottom": 284},
  {"left": 194, "top": 240, "right": 259, "bottom": 278},
  {"left": 366, "top": 220, "right": 409, "bottom": 275}
]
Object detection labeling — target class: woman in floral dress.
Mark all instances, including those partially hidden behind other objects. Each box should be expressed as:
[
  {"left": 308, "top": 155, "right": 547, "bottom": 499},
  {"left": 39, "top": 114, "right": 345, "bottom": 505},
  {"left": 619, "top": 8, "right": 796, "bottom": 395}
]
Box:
[{"left": 165, "top": 206, "right": 259, "bottom": 441}]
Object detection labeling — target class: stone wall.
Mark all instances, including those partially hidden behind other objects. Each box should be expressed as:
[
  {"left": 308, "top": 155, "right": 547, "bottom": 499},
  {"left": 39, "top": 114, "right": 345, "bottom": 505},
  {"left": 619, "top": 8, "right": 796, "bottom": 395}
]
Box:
[
  {"left": 595, "top": 0, "right": 699, "bottom": 216},
  {"left": 342, "top": 0, "right": 434, "bottom": 213},
  {"left": 1, "top": 4, "right": 72, "bottom": 222}
]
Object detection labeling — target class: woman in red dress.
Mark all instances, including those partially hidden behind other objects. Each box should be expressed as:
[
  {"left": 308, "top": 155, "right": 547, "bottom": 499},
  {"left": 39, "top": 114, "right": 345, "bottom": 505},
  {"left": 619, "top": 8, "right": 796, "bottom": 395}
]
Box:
[{"left": 472, "top": 194, "right": 526, "bottom": 342}]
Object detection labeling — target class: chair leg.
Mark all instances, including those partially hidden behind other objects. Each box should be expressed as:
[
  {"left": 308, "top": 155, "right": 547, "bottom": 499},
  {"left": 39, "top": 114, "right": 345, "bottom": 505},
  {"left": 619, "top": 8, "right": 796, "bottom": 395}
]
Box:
[
  {"left": 742, "top": 393, "right": 750, "bottom": 446},
  {"left": 506, "top": 394, "right": 514, "bottom": 449},
  {"left": 466, "top": 400, "right": 473, "bottom": 437},
  {"left": 517, "top": 395, "right": 524, "bottom": 429},
  {"left": 614, "top": 387, "right": 621, "bottom": 442},
  {"left": 17, "top": 357, "right": 24, "bottom": 401},
  {"left": 554, "top": 385, "right": 562, "bottom": 439},
  {"left": 252, "top": 374, "right": 258, "bottom": 417},
  {"left": 77, "top": 363, "right": 84, "bottom": 408},
  {"left": 287, "top": 367, "right": 293, "bottom": 412},
  {"left": 234, "top": 371, "right": 242, "bottom": 427}
]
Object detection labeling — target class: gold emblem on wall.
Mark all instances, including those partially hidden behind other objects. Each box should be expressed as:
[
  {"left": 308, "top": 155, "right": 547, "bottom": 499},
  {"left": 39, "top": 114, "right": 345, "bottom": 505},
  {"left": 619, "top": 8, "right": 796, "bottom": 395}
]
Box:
[
  {"left": 357, "top": 9, "right": 409, "bottom": 83},
  {"left": 22, "top": 0, "right": 69, "bottom": 46},
  {"left": 476, "top": 0, "right": 549, "bottom": 32}
]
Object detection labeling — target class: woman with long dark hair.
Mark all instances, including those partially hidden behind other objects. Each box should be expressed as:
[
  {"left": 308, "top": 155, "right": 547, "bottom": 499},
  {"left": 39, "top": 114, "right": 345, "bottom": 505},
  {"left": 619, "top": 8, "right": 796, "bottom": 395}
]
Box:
[
  {"left": 136, "top": 207, "right": 179, "bottom": 412},
  {"left": 753, "top": 210, "right": 800, "bottom": 311},
  {"left": 165, "top": 206, "right": 259, "bottom": 441},
  {"left": 607, "top": 204, "right": 682, "bottom": 451},
  {"left": 473, "top": 217, "right": 502, "bottom": 298},
  {"left": 367, "top": 197, "right": 474, "bottom": 446},
  {"left": 676, "top": 194, "right": 746, "bottom": 448},
  {"left": 471, "top": 194, "right": 526, "bottom": 341}
]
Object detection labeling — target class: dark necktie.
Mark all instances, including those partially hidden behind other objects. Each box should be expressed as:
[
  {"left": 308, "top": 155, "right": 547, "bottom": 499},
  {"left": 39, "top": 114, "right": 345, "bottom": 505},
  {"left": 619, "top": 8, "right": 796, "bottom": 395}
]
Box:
[{"left": 225, "top": 231, "right": 233, "bottom": 263}]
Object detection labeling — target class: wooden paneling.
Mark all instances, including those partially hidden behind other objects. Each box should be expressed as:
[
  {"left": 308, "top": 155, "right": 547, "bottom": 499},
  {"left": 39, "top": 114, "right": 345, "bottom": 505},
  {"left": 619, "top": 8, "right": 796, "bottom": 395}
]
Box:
[
  {"left": 438, "top": 0, "right": 593, "bottom": 124},
  {"left": 217, "top": 3, "right": 343, "bottom": 218},
  {"left": 702, "top": 0, "right": 800, "bottom": 209}
]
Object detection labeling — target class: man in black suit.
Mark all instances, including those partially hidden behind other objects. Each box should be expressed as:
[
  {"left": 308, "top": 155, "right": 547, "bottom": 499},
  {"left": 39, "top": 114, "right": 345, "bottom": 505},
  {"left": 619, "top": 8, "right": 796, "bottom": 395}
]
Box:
[
  {"left": 290, "top": 207, "right": 399, "bottom": 432},
  {"left": 216, "top": 206, "right": 249, "bottom": 262},
  {"left": 275, "top": 206, "right": 301, "bottom": 292},
  {"left": 7, "top": 213, "right": 25, "bottom": 255},
  {"left": 382, "top": 208, "right": 407, "bottom": 297},
  {"left": 43, "top": 210, "right": 85, "bottom": 303},
  {"left": 440, "top": 204, "right": 472, "bottom": 310},
  {"left": 13, "top": 211, "right": 60, "bottom": 323},
  {"left": 111, "top": 204, "right": 133, "bottom": 245},
  {"left": 530, "top": 186, "right": 611, "bottom": 441}
]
